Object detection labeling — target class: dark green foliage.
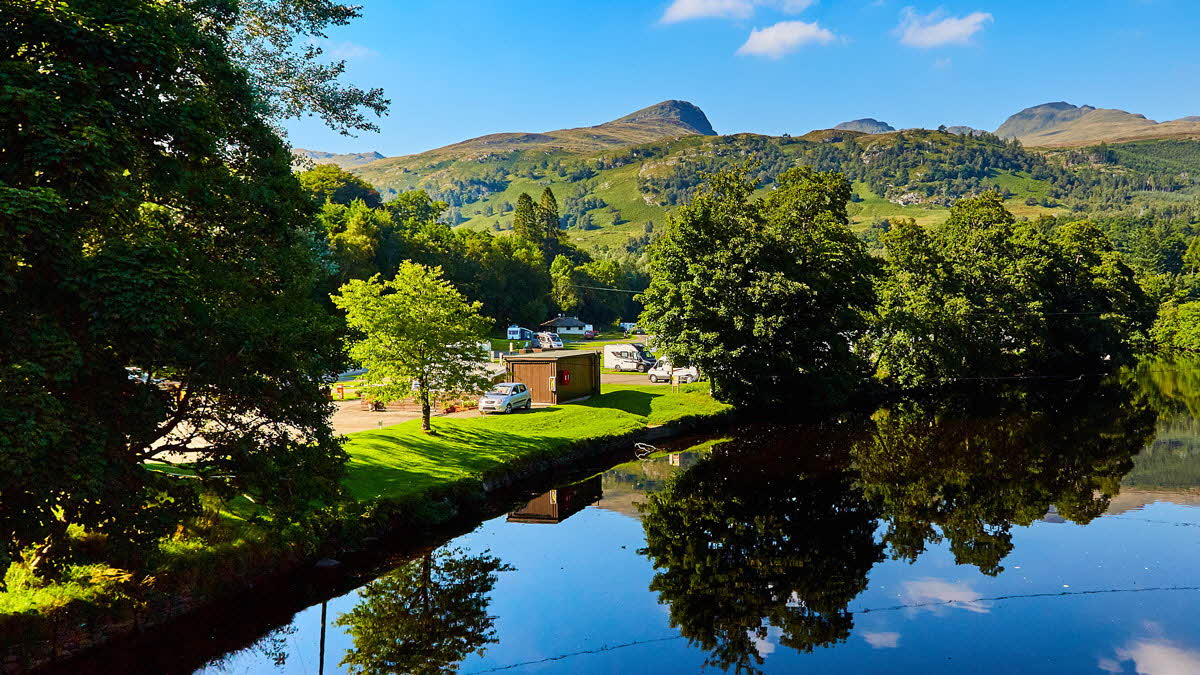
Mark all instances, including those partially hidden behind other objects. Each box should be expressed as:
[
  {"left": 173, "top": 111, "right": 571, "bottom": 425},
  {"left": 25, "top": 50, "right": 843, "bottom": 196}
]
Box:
[
  {"left": 638, "top": 166, "right": 878, "bottom": 407},
  {"left": 298, "top": 164, "right": 383, "bottom": 208},
  {"left": 1, "top": 0, "right": 345, "bottom": 574},
  {"left": 869, "top": 194, "right": 1152, "bottom": 387}
]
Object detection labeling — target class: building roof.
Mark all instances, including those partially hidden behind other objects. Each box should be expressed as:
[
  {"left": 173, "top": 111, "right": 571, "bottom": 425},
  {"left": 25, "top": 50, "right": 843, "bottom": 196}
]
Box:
[
  {"left": 540, "top": 315, "right": 588, "bottom": 328},
  {"left": 504, "top": 350, "right": 596, "bottom": 361}
]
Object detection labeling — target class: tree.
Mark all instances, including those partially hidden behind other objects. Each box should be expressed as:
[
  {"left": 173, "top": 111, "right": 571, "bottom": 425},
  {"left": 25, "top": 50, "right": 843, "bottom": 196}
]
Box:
[
  {"left": 638, "top": 166, "right": 878, "bottom": 407},
  {"left": 538, "top": 187, "right": 562, "bottom": 253},
  {"left": 336, "top": 548, "right": 511, "bottom": 674},
  {"left": 332, "top": 263, "right": 492, "bottom": 432},
  {"left": 549, "top": 254, "right": 581, "bottom": 314},
  {"left": 511, "top": 193, "right": 540, "bottom": 247},
  {"left": 228, "top": 0, "right": 389, "bottom": 135},
  {"left": 869, "top": 194, "right": 1150, "bottom": 387},
  {"left": 298, "top": 164, "right": 383, "bottom": 208},
  {"left": 1, "top": 0, "right": 346, "bottom": 575}
]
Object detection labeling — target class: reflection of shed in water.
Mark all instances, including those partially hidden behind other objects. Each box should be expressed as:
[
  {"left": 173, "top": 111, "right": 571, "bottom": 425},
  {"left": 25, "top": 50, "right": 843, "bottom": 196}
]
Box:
[{"left": 507, "top": 476, "right": 603, "bottom": 524}]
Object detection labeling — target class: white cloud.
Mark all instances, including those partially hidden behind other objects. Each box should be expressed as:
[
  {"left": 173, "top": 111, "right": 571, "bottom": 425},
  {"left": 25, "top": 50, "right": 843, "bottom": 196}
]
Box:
[
  {"left": 863, "top": 631, "right": 901, "bottom": 649},
  {"left": 934, "top": 56, "right": 952, "bottom": 68},
  {"left": 896, "top": 8, "right": 993, "bottom": 48},
  {"left": 901, "top": 578, "right": 991, "bottom": 614},
  {"left": 1110, "top": 639, "right": 1200, "bottom": 675},
  {"left": 661, "top": 0, "right": 815, "bottom": 23},
  {"left": 736, "top": 20, "right": 836, "bottom": 58}
]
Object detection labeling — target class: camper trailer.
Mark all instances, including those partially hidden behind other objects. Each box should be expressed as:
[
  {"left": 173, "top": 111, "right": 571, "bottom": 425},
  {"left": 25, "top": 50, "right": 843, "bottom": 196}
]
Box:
[
  {"left": 603, "top": 343, "right": 656, "bottom": 372},
  {"left": 506, "top": 325, "right": 534, "bottom": 341}
]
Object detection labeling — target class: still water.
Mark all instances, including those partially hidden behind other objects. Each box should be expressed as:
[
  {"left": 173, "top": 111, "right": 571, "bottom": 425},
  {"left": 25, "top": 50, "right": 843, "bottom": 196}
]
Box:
[{"left": 123, "top": 362, "right": 1200, "bottom": 672}]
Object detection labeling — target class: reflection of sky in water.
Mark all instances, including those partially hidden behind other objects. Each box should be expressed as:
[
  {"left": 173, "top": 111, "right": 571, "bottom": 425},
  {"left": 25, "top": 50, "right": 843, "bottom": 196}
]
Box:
[{"left": 198, "top": 497, "right": 1200, "bottom": 674}]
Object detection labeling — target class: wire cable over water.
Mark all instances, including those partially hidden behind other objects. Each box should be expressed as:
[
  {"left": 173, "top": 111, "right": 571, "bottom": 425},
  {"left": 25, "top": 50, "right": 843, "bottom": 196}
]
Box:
[{"left": 466, "top": 585, "right": 1200, "bottom": 673}]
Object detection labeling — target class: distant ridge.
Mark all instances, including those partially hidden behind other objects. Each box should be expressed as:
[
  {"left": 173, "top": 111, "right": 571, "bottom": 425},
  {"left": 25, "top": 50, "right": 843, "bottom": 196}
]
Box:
[
  {"left": 834, "top": 118, "right": 895, "bottom": 134},
  {"left": 292, "top": 149, "right": 384, "bottom": 168},
  {"left": 996, "top": 102, "right": 1200, "bottom": 146}
]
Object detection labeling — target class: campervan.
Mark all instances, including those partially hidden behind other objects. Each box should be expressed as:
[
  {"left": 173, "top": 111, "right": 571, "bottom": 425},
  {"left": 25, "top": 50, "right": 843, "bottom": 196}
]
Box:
[
  {"left": 535, "top": 332, "right": 564, "bottom": 350},
  {"left": 603, "top": 343, "right": 656, "bottom": 372},
  {"left": 648, "top": 358, "right": 700, "bottom": 384},
  {"left": 506, "top": 325, "right": 534, "bottom": 341}
]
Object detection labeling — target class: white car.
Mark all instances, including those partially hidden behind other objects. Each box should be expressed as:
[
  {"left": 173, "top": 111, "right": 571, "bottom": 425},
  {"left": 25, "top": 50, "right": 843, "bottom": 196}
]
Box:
[
  {"left": 648, "top": 359, "right": 700, "bottom": 384},
  {"left": 478, "top": 382, "right": 533, "bottom": 414}
]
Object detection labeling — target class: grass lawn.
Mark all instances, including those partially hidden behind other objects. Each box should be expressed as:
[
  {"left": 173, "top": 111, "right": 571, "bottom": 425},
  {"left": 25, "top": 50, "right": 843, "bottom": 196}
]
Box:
[{"left": 341, "top": 383, "right": 728, "bottom": 501}]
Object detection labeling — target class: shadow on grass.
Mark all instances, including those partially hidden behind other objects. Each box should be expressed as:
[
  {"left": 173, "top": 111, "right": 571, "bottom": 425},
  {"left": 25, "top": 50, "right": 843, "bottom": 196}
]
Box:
[{"left": 579, "top": 390, "right": 663, "bottom": 418}]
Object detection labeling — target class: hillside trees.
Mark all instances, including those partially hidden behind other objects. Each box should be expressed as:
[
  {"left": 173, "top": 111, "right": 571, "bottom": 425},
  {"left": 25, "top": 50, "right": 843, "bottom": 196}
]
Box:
[
  {"left": 299, "top": 164, "right": 383, "bottom": 208},
  {"left": 1, "top": 0, "right": 346, "bottom": 574},
  {"left": 868, "top": 193, "right": 1151, "bottom": 387},
  {"left": 638, "top": 166, "right": 878, "bottom": 407},
  {"left": 332, "top": 263, "right": 492, "bottom": 432}
]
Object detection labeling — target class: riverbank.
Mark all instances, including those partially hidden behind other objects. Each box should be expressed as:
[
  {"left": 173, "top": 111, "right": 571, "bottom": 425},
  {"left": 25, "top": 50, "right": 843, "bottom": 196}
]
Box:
[{"left": 0, "top": 384, "right": 731, "bottom": 672}]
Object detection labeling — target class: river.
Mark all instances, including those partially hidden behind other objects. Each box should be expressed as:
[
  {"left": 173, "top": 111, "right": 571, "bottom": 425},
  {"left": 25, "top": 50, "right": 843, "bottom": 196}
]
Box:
[{"left": 54, "top": 359, "right": 1200, "bottom": 673}]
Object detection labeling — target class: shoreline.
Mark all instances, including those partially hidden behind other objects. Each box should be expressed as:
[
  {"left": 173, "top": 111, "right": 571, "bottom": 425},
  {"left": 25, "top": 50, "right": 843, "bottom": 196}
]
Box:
[{"left": 4, "top": 395, "right": 733, "bottom": 674}]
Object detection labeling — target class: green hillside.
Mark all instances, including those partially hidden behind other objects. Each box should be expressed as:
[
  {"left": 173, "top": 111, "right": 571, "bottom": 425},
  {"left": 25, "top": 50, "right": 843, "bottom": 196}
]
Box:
[{"left": 347, "top": 108, "right": 1200, "bottom": 258}]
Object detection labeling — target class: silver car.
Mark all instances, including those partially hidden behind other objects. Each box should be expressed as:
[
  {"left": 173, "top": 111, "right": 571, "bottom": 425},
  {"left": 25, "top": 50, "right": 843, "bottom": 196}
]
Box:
[{"left": 478, "top": 382, "right": 533, "bottom": 414}]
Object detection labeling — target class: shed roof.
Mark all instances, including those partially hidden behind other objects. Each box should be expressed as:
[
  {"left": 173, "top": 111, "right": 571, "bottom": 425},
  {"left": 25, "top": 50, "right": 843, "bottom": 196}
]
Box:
[
  {"left": 504, "top": 350, "right": 596, "bottom": 361},
  {"left": 540, "top": 316, "right": 588, "bottom": 328}
]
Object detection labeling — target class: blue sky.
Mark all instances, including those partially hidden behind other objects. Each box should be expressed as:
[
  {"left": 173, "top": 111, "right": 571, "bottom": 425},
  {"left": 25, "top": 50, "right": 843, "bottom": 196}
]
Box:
[{"left": 285, "top": 0, "right": 1200, "bottom": 157}]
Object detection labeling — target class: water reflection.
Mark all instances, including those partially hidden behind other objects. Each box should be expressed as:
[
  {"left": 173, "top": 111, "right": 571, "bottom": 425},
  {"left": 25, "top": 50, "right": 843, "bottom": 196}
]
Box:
[
  {"left": 506, "top": 476, "right": 602, "bottom": 525},
  {"left": 638, "top": 380, "right": 1159, "bottom": 671},
  {"left": 638, "top": 430, "right": 884, "bottom": 673},
  {"left": 158, "top": 365, "right": 1200, "bottom": 674},
  {"left": 853, "top": 383, "right": 1157, "bottom": 575},
  {"left": 334, "top": 548, "right": 511, "bottom": 674}
]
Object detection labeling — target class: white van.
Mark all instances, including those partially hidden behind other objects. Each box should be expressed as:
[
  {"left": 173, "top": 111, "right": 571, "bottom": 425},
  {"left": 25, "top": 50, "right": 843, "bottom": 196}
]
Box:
[
  {"left": 603, "top": 344, "right": 655, "bottom": 372},
  {"left": 648, "top": 358, "right": 700, "bottom": 384},
  {"left": 535, "top": 332, "right": 563, "bottom": 349}
]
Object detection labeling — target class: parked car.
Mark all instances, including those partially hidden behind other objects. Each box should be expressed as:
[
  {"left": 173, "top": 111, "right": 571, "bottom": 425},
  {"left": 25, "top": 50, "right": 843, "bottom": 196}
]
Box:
[
  {"left": 582, "top": 329, "right": 597, "bottom": 339},
  {"left": 604, "top": 343, "right": 656, "bottom": 372},
  {"left": 535, "top": 331, "right": 564, "bottom": 349},
  {"left": 478, "top": 382, "right": 533, "bottom": 414},
  {"left": 648, "top": 359, "right": 700, "bottom": 384},
  {"left": 623, "top": 326, "right": 647, "bottom": 338}
]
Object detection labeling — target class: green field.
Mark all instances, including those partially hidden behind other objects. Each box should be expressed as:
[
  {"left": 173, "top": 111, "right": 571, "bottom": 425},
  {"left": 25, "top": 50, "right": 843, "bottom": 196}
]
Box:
[{"left": 342, "top": 383, "right": 728, "bottom": 501}]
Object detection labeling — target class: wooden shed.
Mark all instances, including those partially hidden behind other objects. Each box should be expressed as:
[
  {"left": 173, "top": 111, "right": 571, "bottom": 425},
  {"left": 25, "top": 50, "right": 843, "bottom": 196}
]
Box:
[
  {"left": 503, "top": 350, "right": 600, "bottom": 404},
  {"left": 506, "top": 476, "right": 603, "bottom": 524}
]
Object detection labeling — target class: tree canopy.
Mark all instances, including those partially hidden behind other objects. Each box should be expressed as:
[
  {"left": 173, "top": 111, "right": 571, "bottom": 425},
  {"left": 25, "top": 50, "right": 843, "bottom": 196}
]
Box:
[
  {"left": 1, "top": 0, "right": 346, "bottom": 573},
  {"left": 299, "top": 164, "right": 384, "bottom": 208},
  {"left": 638, "top": 166, "right": 878, "bottom": 407},
  {"left": 332, "top": 263, "right": 493, "bottom": 431}
]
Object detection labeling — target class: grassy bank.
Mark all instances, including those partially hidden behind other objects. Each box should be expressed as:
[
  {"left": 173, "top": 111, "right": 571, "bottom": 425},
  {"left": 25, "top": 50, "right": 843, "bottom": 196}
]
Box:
[{"left": 0, "top": 383, "right": 729, "bottom": 667}]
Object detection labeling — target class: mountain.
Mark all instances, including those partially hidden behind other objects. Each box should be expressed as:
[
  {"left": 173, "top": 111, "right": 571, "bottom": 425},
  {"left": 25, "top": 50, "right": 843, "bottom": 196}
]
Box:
[
  {"left": 996, "top": 102, "right": 1200, "bottom": 146},
  {"left": 945, "top": 125, "right": 987, "bottom": 137},
  {"left": 385, "top": 100, "right": 715, "bottom": 163},
  {"left": 292, "top": 149, "right": 384, "bottom": 168},
  {"left": 834, "top": 118, "right": 895, "bottom": 134}
]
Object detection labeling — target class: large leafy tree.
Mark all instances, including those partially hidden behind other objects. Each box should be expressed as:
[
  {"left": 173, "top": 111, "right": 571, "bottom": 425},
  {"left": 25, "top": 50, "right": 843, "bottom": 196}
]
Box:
[
  {"left": 1, "top": 0, "right": 347, "bottom": 573},
  {"left": 332, "top": 263, "right": 492, "bottom": 432},
  {"left": 869, "top": 194, "right": 1150, "bottom": 387},
  {"left": 638, "top": 166, "right": 878, "bottom": 407},
  {"left": 336, "top": 548, "right": 511, "bottom": 675}
]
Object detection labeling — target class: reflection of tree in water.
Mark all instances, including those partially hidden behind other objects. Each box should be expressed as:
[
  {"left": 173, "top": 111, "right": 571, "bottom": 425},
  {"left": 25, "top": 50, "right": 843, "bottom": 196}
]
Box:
[
  {"left": 638, "top": 431, "right": 884, "bottom": 674},
  {"left": 336, "top": 547, "right": 511, "bottom": 675},
  {"left": 852, "top": 381, "right": 1158, "bottom": 575}
]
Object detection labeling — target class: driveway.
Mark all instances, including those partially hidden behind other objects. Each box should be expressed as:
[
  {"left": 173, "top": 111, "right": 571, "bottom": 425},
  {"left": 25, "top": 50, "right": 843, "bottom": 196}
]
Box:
[{"left": 601, "top": 371, "right": 665, "bottom": 386}]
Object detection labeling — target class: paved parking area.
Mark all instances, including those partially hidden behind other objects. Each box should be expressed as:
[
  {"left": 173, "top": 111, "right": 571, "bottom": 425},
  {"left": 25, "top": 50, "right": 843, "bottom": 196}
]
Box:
[{"left": 602, "top": 371, "right": 663, "bottom": 386}]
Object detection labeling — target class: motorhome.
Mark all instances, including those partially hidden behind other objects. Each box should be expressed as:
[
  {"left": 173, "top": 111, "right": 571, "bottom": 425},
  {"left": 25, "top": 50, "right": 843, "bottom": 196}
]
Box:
[
  {"left": 603, "top": 343, "right": 656, "bottom": 372},
  {"left": 535, "top": 332, "right": 564, "bottom": 350}
]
